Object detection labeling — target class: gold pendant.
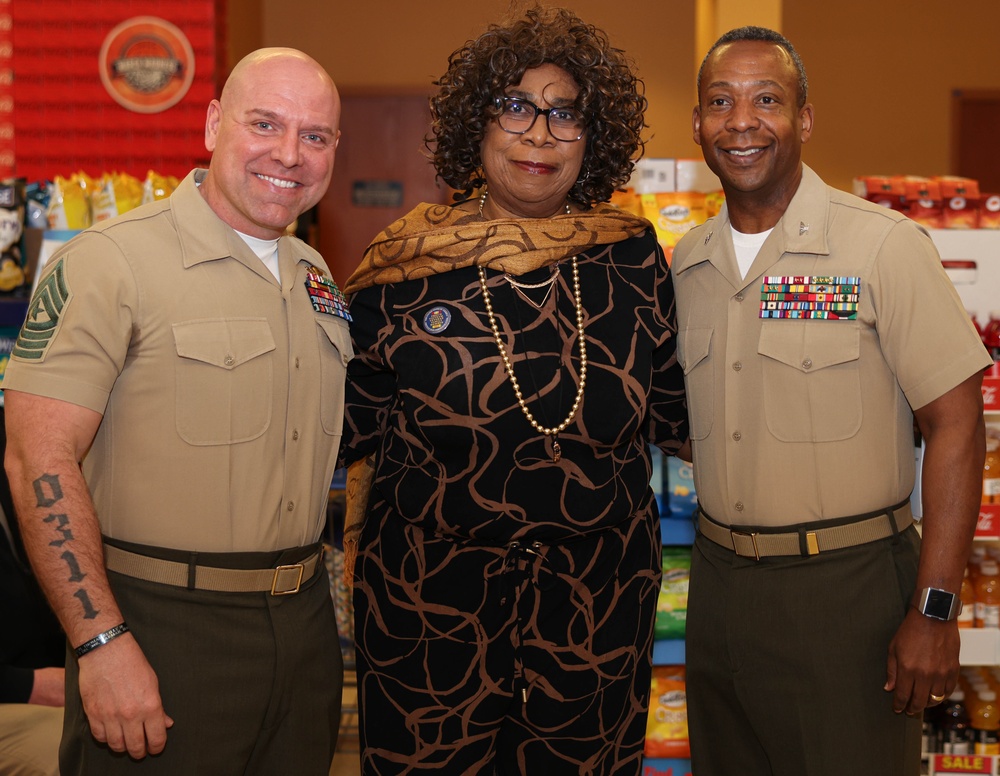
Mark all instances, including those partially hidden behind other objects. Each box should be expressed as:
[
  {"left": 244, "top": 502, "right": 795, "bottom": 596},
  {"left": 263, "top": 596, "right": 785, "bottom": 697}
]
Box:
[{"left": 552, "top": 439, "right": 561, "bottom": 463}]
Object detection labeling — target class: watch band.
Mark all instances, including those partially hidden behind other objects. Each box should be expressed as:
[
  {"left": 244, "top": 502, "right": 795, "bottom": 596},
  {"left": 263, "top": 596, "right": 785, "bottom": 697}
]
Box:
[{"left": 73, "top": 622, "right": 130, "bottom": 658}]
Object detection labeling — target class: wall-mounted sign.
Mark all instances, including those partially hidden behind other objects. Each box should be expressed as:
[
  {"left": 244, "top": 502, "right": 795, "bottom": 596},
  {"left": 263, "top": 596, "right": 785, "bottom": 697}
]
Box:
[
  {"left": 98, "top": 16, "right": 195, "bottom": 114},
  {"left": 352, "top": 180, "right": 404, "bottom": 208}
]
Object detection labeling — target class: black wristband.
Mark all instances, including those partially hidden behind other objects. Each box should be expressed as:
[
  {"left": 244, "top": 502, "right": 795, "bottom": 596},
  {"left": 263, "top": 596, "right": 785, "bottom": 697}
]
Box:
[{"left": 73, "top": 623, "right": 130, "bottom": 658}]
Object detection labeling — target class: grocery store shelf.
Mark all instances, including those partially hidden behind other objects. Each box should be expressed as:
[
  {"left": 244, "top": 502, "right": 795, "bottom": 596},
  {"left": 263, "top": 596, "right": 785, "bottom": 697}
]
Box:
[
  {"left": 642, "top": 758, "right": 692, "bottom": 776},
  {"left": 0, "top": 297, "right": 28, "bottom": 327},
  {"left": 661, "top": 517, "right": 694, "bottom": 546},
  {"left": 652, "top": 639, "right": 685, "bottom": 665},
  {"left": 960, "top": 628, "right": 1000, "bottom": 665},
  {"left": 928, "top": 753, "right": 998, "bottom": 774}
]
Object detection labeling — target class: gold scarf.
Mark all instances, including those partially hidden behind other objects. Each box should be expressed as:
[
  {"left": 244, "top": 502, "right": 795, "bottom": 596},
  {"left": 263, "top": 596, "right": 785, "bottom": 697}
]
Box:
[{"left": 343, "top": 201, "right": 651, "bottom": 293}]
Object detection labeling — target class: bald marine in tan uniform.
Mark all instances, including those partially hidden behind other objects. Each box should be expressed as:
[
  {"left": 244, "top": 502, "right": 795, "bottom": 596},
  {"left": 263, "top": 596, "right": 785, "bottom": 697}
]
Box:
[{"left": 3, "top": 48, "right": 351, "bottom": 775}]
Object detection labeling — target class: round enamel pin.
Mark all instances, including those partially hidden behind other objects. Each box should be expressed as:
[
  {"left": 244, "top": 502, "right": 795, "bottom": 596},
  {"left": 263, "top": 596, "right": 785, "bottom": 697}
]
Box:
[{"left": 423, "top": 306, "right": 452, "bottom": 333}]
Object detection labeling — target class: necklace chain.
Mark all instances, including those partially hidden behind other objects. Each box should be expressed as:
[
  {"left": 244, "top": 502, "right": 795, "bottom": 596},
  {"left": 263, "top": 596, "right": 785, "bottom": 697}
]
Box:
[
  {"left": 477, "top": 257, "right": 587, "bottom": 446},
  {"left": 504, "top": 267, "right": 558, "bottom": 290}
]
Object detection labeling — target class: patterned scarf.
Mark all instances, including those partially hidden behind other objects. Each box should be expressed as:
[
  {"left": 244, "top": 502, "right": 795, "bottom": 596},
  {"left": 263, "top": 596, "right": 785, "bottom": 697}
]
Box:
[{"left": 343, "top": 201, "right": 651, "bottom": 293}]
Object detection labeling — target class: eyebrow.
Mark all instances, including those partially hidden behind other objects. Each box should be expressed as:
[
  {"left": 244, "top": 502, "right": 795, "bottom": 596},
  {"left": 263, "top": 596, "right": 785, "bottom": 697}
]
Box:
[
  {"left": 706, "top": 79, "right": 787, "bottom": 92},
  {"left": 246, "top": 108, "right": 336, "bottom": 136},
  {"left": 506, "top": 88, "right": 576, "bottom": 108}
]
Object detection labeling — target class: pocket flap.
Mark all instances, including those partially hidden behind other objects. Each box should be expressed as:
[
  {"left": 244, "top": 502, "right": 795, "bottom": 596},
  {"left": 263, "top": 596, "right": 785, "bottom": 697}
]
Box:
[
  {"left": 677, "top": 327, "right": 713, "bottom": 375},
  {"left": 758, "top": 323, "right": 859, "bottom": 372},
  {"left": 316, "top": 317, "right": 354, "bottom": 366},
  {"left": 172, "top": 318, "right": 276, "bottom": 369}
]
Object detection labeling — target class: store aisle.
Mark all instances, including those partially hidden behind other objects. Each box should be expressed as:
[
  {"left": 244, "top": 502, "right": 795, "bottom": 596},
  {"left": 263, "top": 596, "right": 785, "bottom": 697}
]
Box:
[{"left": 329, "top": 666, "right": 360, "bottom": 776}]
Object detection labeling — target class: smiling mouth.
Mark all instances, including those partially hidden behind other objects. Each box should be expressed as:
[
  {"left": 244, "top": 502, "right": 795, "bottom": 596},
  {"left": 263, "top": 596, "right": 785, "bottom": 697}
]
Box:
[
  {"left": 256, "top": 173, "right": 300, "bottom": 189},
  {"left": 725, "top": 147, "right": 764, "bottom": 158},
  {"left": 515, "top": 161, "right": 556, "bottom": 173}
]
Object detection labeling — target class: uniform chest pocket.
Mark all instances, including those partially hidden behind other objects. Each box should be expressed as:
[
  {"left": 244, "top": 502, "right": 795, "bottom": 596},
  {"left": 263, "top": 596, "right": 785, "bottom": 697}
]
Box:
[
  {"left": 316, "top": 317, "right": 353, "bottom": 435},
  {"left": 172, "top": 318, "right": 275, "bottom": 445},
  {"left": 758, "top": 323, "right": 861, "bottom": 442},
  {"left": 677, "top": 327, "right": 714, "bottom": 440}
]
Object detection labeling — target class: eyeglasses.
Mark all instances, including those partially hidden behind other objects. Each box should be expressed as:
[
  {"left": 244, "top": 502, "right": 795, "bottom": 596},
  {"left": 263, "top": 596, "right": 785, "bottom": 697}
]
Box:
[{"left": 495, "top": 97, "right": 586, "bottom": 142}]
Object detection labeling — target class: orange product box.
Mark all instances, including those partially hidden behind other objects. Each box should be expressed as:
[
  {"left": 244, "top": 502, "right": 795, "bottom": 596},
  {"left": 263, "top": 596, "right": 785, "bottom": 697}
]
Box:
[
  {"left": 705, "top": 190, "right": 726, "bottom": 219},
  {"left": 644, "top": 664, "right": 690, "bottom": 759},
  {"left": 980, "top": 193, "right": 1000, "bottom": 229},
  {"left": 853, "top": 175, "right": 906, "bottom": 211},
  {"left": 902, "top": 176, "right": 944, "bottom": 229},
  {"left": 610, "top": 187, "right": 643, "bottom": 218},
  {"left": 936, "top": 176, "right": 980, "bottom": 228}
]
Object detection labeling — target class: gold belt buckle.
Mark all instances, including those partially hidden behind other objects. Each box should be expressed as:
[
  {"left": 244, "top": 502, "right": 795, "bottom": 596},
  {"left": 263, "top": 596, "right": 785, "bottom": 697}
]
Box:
[
  {"left": 730, "top": 530, "right": 761, "bottom": 561},
  {"left": 270, "top": 563, "right": 305, "bottom": 596}
]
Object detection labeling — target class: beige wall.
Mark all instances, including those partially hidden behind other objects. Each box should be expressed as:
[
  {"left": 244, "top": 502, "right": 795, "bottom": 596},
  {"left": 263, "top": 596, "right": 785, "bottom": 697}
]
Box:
[
  {"left": 232, "top": 0, "right": 1000, "bottom": 193},
  {"left": 785, "top": 0, "right": 1000, "bottom": 191}
]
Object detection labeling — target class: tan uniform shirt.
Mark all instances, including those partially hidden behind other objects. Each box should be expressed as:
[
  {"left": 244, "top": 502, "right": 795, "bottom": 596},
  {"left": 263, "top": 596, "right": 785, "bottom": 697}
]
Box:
[
  {"left": 671, "top": 165, "right": 990, "bottom": 528},
  {"left": 3, "top": 170, "right": 353, "bottom": 551}
]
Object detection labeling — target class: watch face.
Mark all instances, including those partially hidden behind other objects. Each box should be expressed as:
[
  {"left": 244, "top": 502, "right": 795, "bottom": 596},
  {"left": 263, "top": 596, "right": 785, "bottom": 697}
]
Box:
[{"left": 924, "top": 588, "right": 957, "bottom": 620}]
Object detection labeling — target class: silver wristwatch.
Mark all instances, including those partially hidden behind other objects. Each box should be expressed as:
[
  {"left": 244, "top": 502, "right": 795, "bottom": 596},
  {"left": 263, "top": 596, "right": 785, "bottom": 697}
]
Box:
[{"left": 916, "top": 587, "right": 962, "bottom": 621}]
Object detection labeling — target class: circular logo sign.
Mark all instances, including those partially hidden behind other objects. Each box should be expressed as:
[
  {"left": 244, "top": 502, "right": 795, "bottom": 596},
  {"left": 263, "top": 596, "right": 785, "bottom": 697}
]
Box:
[{"left": 99, "top": 16, "right": 195, "bottom": 114}]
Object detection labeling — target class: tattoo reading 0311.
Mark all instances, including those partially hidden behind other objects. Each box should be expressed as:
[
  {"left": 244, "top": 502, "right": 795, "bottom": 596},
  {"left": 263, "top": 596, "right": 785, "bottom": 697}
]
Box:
[{"left": 34, "top": 472, "right": 99, "bottom": 620}]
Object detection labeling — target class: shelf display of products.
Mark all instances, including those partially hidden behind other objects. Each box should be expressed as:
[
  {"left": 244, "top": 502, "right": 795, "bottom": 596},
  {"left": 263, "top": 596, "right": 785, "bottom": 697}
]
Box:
[{"left": 646, "top": 449, "right": 695, "bottom": 775}]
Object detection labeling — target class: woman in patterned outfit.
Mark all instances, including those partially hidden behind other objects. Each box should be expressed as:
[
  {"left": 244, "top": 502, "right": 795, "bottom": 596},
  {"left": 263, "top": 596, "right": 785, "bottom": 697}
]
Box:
[{"left": 339, "top": 8, "right": 688, "bottom": 774}]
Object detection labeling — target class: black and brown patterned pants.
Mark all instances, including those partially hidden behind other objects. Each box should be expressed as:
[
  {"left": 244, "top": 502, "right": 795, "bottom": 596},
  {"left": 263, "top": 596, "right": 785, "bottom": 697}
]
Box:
[{"left": 353, "top": 500, "right": 662, "bottom": 775}]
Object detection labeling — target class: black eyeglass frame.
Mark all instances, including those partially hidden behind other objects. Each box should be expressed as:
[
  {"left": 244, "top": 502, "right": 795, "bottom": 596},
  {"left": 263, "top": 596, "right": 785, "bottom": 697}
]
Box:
[{"left": 493, "top": 97, "right": 587, "bottom": 142}]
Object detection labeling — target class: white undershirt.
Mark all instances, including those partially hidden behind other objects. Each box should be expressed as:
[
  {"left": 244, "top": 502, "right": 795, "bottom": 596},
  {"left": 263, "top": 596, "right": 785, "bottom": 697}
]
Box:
[
  {"left": 731, "top": 225, "right": 773, "bottom": 280},
  {"left": 236, "top": 231, "right": 281, "bottom": 282}
]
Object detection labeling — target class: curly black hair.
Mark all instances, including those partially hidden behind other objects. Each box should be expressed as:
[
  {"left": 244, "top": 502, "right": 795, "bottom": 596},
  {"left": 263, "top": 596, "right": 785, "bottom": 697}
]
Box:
[{"left": 427, "top": 5, "right": 647, "bottom": 207}]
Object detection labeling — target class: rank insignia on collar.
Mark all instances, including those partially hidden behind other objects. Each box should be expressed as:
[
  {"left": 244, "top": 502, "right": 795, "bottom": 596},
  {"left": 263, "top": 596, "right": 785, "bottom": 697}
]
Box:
[
  {"left": 759, "top": 275, "right": 860, "bottom": 320},
  {"left": 305, "top": 267, "right": 351, "bottom": 323}
]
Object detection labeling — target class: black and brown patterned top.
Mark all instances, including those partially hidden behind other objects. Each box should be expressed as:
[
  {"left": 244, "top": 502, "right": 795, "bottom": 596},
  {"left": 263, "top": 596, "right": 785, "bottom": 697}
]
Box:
[{"left": 341, "top": 226, "right": 687, "bottom": 545}]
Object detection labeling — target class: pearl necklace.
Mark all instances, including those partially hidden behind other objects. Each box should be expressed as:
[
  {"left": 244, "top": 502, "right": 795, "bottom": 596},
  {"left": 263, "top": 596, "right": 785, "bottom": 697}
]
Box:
[{"left": 477, "top": 256, "right": 587, "bottom": 463}]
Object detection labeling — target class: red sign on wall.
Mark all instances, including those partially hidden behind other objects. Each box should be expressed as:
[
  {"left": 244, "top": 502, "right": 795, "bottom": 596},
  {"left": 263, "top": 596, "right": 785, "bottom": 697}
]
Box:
[{"left": 10, "top": 0, "right": 224, "bottom": 182}]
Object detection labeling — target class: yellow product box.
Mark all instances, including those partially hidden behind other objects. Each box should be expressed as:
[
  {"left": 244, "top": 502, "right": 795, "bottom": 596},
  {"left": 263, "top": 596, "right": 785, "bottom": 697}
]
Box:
[{"left": 641, "top": 191, "right": 707, "bottom": 264}]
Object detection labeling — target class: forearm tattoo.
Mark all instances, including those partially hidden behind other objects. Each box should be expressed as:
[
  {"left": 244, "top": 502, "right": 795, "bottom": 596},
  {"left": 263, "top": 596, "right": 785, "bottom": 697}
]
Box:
[{"left": 33, "top": 472, "right": 99, "bottom": 620}]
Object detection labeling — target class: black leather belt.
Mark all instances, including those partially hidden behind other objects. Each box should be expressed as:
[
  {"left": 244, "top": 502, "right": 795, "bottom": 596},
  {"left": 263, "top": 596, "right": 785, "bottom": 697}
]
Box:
[{"left": 697, "top": 500, "right": 913, "bottom": 560}]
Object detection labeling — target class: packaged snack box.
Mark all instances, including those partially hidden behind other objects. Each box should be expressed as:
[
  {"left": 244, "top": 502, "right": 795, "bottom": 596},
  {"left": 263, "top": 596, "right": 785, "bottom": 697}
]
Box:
[
  {"left": 654, "top": 547, "right": 691, "bottom": 640},
  {"left": 645, "top": 664, "right": 690, "bottom": 759}
]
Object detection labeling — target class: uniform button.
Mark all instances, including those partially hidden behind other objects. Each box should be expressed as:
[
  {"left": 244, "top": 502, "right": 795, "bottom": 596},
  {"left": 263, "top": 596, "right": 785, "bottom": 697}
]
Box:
[
  {"left": 735, "top": 292, "right": 744, "bottom": 302},
  {"left": 802, "top": 358, "right": 813, "bottom": 369},
  {"left": 732, "top": 431, "right": 742, "bottom": 441},
  {"left": 732, "top": 361, "right": 742, "bottom": 372},
  {"left": 286, "top": 501, "right": 295, "bottom": 512},
  {"left": 224, "top": 354, "right": 235, "bottom": 367},
  {"left": 292, "top": 430, "right": 300, "bottom": 441},
  {"left": 342, "top": 353, "right": 350, "bottom": 365},
  {"left": 735, "top": 501, "right": 744, "bottom": 512},
  {"left": 295, "top": 357, "right": 301, "bottom": 368}
]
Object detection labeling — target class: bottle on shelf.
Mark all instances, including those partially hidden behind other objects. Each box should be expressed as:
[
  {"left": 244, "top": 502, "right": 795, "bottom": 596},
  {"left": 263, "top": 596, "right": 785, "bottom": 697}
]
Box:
[
  {"left": 937, "top": 688, "right": 972, "bottom": 755},
  {"left": 983, "top": 311, "right": 1000, "bottom": 362},
  {"left": 959, "top": 567, "right": 976, "bottom": 629},
  {"left": 972, "top": 689, "right": 1000, "bottom": 755},
  {"left": 984, "top": 436, "right": 1000, "bottom": 505},
  {"left": 975, "top": 560, "right": 1000, "bottom": 629},
  {"left": 971, "top": 311, "right": 984, "bottom": 344}
]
